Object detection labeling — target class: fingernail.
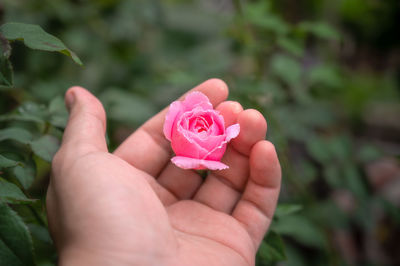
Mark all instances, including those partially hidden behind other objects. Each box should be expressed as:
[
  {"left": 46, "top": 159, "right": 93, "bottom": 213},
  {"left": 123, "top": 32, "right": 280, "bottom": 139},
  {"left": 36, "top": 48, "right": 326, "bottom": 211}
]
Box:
[{"left": 65, "top": 91, "right": 75, "bottom": 112}]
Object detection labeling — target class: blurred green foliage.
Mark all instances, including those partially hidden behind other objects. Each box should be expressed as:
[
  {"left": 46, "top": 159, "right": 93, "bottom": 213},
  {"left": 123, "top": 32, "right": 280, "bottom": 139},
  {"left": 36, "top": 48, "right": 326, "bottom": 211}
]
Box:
[{"left": 0, "top": 0, "right": 399, "bottom": 265}]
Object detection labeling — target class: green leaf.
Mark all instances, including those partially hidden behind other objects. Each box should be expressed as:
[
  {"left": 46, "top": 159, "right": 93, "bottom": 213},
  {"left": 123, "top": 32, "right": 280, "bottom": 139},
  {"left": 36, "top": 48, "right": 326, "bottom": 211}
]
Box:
[
  {"left": 283, "top": 243, "right": 307, "bottom": 266},
  {"left": 0, "top": 22, "right": 82, "bottom": 65},
  {"left": 1, "top": 98, "right": 67, "bottom": 127},
  {"left": 298, "top": 21, "right": 340, "bottom": 41},
  {"left": 245, "top": 2, "right": 289, "bottom": 35},
  {"left": 0, "top": 155, "right": 20, "bottom": 169},
  {"left": 0, "top": 238, "right": 22, "bottom": 266},
  {"left": 308, "top": 64, "right": 342, "bottom": 89},
  {"left": 0, "top": 202, "right": 35, "bottom": 266},
  {"left": 0, "top": 178, "right": 35, "bottom": 204},
  {"left": 323, "top": 165, "right": 343, "bottom": 188},
  {"left": 27, "top": 224, "right": 53, "bottom": 245},
  {"left": 15, "top": 101, "right": 48, "bottom": 124},
  {"left": 258, "top": 231, "right": 286, "bottom": 262},
  {"left": 308, "top": 201, "right": 348, "bottom": 229},
  {"left": 249, "top": 14, "right": 290, "bottom": 35},
  {"left": 275, "top": 204, "right": 303, "bottom": 218},
  {"left": 0, "top": 127, "right": 33, "bottom": 144},
  {"left": 305, "top": 137, "right": 330, "bottom": 164},
  {"left": 30, "top": 135, "right": 60, "bottom": 162},
  {"left": 296, "top": 160, "right": 318, "bottom": 185},
  {"left": 0, "top": 64, "right": 13, "bottom": 88},
  {"left": 13, "top": 159, "right": 36, "bottom": 190},
  {"left": 277, "top": 37, "right": 304, "bottom": 57},
  {"left": 343, "top": 164, "right": 367, "bottom": 199},
  {"left": 270, "top": 54, "right": 301, "bottom": 86},
  {"left": 326, "top": 135, "right": 351, "bottom": 161},
  {"left": 272, "top": 215, "right": 326, "bottom": 248},
  {"left": 0, "top": 114, "right": 44, "bottom": 124},
  {"left": 48, "top": 96, "right": 68, "bottom": 128}
]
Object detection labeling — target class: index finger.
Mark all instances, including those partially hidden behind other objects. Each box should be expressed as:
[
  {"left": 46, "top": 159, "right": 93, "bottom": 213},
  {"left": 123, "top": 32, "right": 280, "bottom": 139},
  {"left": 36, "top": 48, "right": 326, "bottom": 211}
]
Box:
[{"left": 113, "top": 78, "right": 229, "bottom": 176}]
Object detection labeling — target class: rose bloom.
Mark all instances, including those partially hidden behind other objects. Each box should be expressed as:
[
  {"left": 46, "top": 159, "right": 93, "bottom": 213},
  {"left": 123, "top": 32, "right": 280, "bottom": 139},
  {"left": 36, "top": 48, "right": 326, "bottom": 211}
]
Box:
[{"left": 163, "top": 91, "right": 240, "bottom": 170}]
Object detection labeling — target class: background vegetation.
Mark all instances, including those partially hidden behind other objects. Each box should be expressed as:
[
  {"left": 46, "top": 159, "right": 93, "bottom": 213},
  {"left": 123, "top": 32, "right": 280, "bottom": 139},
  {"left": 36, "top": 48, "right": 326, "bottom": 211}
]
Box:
[{"left": 1, "top": 0, "right": 399, "bottom": 265}]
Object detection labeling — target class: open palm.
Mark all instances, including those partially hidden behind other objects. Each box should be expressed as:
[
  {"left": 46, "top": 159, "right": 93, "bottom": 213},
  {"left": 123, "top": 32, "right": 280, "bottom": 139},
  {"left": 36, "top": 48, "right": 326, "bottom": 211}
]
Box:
[{"left": 46, "top": 79, "right": 281, "bottom": 266}]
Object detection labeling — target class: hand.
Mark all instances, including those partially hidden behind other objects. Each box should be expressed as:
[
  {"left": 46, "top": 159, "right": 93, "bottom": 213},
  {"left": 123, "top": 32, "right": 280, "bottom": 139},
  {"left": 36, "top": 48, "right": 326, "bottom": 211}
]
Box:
[{"left": 46, "top": 79, "right": 281, "bottom": 266}]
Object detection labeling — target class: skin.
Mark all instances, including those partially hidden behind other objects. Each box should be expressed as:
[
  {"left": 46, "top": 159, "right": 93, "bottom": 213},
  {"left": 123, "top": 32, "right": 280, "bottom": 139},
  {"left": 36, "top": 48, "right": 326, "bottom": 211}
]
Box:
[{"left": 46, "top": 79, "right": 282, "bottom": 266}]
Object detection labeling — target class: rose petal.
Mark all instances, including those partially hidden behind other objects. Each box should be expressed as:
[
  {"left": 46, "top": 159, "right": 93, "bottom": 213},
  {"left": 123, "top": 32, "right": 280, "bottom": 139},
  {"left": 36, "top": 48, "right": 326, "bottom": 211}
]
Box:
[
  {"left": 225, "top": 123, "right": 240, "bottom": 142},
  {"left": 182, "top": 109, "right": 226, "bottom": 152},
  {"left": 186, "top": 107, "right": 223, "bottom": 135},
  {"left": 172, "top": 123, "right": 209, "bottom": 158},
  {"left": 187, "top": 132, "right": 226, "bottom": 153},
  {"left": 202, "top": 142, "right": 227, "bottom": 161},
  {"left": 182, "top": 91, "right": 213, "bottom": 111},
  {"left": 163, "top": 101, "right": 184, "bottom": 141},
  {"left": 171, "top": 156, "right": 229, "bottom": 170},
  {"left": 201, "top": 124, "right": 240, "bottom": 161}
]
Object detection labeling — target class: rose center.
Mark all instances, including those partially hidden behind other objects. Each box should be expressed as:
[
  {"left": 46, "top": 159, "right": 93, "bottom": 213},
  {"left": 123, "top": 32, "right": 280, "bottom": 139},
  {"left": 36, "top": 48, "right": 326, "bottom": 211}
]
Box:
[{"left": 190, "top": 116, "right": 210, "bottom": 133}]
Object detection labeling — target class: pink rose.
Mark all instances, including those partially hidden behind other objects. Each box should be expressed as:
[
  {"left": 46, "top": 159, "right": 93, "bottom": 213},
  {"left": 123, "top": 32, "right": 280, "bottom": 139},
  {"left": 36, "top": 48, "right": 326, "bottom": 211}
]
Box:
[{"left": 163, "top": 91, "right": 240, "bottom": 170}]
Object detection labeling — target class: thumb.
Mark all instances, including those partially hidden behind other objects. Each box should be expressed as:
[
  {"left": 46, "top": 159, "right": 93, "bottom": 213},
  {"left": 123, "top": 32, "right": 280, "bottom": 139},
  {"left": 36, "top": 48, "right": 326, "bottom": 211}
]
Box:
[{"left": 61, "top": 86, "right": 108, "bottom": 155}]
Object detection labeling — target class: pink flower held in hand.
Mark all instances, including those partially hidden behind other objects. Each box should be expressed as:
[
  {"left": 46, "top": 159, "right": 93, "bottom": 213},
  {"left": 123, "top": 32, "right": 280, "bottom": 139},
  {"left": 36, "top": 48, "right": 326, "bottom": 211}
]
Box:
[{"left": 163, "top": 91, "right": 240, "bottom": 170}]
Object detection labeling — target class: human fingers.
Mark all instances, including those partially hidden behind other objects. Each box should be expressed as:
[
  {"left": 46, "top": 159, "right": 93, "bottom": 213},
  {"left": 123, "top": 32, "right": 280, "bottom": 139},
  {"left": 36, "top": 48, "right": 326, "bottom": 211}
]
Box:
[
  {"left": 193, "top": 109, "right": 267, "bottom": 213},
  {"left": 48, "top": 86, "right": 108, "bottom": 242},
  {"left": 232, "top": 141, "right": 281, "bottom": 248},
  {"left": 54, "top": 86, "right": 107, "bottom": 166},
  {"left": 113, "top": 78, "right": 228, "bottom": 177}
]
